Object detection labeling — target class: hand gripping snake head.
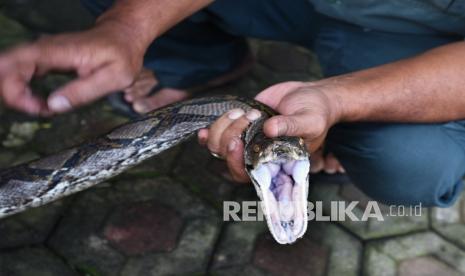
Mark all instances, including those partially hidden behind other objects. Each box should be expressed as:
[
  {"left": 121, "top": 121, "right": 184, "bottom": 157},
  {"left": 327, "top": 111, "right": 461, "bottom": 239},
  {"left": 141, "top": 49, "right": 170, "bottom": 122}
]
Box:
[{"left": 245, "top": 135, "right": 310, "bottom": 244}]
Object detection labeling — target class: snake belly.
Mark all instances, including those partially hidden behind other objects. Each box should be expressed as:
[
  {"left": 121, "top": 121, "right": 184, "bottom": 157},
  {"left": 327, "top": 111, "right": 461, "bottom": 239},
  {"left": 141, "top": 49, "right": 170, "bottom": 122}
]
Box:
[{"left": 0, "top": 95, "right": 310, "bottom": 244}]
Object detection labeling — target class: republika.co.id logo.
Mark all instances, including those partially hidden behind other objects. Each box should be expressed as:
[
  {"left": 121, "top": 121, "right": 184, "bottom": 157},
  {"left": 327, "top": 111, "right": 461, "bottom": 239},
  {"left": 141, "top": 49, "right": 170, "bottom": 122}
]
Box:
[{"left": 223, "top": 201, "right": 423, "bottom": 222}]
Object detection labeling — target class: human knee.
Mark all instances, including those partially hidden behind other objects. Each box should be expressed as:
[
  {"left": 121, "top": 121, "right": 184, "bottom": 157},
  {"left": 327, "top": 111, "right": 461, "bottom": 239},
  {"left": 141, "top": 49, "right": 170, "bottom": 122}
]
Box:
[
  {"left": 347, "top": 149, "right": 463, "bottom": 207},
  {"left": 328, "top": 123, "right": 465, "bottom": 207}
]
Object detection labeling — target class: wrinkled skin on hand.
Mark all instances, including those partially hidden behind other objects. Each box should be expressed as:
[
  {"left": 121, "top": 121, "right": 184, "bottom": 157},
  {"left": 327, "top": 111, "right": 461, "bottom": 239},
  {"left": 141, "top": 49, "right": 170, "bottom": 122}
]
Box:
[
  {"left": 198, "top": 81, "right": 344, "bottom": 182},
  {"left": 0, "top": 21, "right": 145, "bottom": 115}
]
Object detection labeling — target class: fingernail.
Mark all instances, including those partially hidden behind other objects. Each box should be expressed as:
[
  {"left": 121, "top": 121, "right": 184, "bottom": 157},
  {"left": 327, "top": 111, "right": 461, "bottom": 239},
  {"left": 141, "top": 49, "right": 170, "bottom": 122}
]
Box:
[
  {"left": 246, "top": 109, "right": 261, "bottom": 121},
  {"left": 133, "top": 102, "right": 146, "bottom": 113},
  {"left": 48, "top": 95, "right": 71, "bottom": 112},
  {"left": 228, "top": 139, "right": 238, "bottom": 152},
  {"left": 199, "top": 137, "right": 207, "bottom": 145},
  {"left": 125, "top": 93, "right": 133, "bottom": 102},
  {"left": 276, "top": 121, "right": 287, "bottom": 136},
  {"left": 324, "top": 168, "right": 336, "bottom": 174},
  {"left": 228, "top": 109, "right": 244, "bottom": 120}
]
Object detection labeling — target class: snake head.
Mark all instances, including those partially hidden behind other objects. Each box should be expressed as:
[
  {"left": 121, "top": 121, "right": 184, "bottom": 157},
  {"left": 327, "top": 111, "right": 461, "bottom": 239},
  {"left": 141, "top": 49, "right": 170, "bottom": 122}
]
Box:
[{"left": 246, "top": 136, "right": 310, "bottom": 244}]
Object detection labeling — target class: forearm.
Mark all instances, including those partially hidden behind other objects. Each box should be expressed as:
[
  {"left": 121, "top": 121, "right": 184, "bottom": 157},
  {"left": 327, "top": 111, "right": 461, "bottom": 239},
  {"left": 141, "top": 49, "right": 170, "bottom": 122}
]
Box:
[
  {"left": 325, "top": 41, "right": 465, "bottom": 123},
  {"left": 96, "top": 0, "right": 213, "bottom": 53}
]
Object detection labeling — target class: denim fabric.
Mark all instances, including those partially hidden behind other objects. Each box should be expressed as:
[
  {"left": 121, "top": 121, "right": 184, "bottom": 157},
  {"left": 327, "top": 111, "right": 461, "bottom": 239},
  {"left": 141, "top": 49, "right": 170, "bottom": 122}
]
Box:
[
  {"left": 81, "top": 0, "right": 465, "bottom": 206},
  {"left": 309, "top": 0, "right": 465, "bottom": 35}
]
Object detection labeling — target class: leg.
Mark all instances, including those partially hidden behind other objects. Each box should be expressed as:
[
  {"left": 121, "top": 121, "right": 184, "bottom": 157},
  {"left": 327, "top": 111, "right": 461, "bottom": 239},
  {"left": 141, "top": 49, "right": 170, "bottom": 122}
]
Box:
[
  {"left": 313, "top": 16, "right": 462, "bottom": 76},
  {"left": 326, "top": 122, "right": 465, "bottom": 207},
  {"left": 315, "top": 18, "right": 465, "bottom": 206}
]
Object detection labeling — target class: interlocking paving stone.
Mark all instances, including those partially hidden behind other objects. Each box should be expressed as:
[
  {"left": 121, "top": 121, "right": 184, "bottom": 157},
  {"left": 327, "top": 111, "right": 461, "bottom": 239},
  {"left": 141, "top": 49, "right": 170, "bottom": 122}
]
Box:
[
  {"left": 397, "top": 256, "right": 462, "bottom": 276},
  {"left": 363, "top": 231, "right": 465, "bottom": 276},
  {"left": 211, "top": 221, "right": 267, "bottom": 270},
  {"left": 0, "top": 13, "right": 31, "bottom": 50},
  {"left": 253, "top": 234, "right": 329, "bottom": 276},
  {"left": 431, "top": 189, "right": 465, "bottom": 250},
  {"left": 121, "top": 219, "right": 219, "bottom": 275},
  {"left": 0, "top": 200, "right": 68, "bottom": 249},
  {"left": 173, "top": 139, "right": 237, "bottom": 210},
  {"left": 211, "top": 221, "right": 362, "bottom": 275},
  {"left": 0, "top": 247, "right": 77, "bottom": 276},
  {"left": 48, "top": 177, "right": 220, "bottom": 275},
  {"left": 33, "top": 105, "right": 128, "bottom": 155},
  {"left": 1, "top": 0, "right": 92, "bottom": 32},
  {"left": 310, "top": 181, "right": 429, "bottom": 240},
  {"left": 103, "top": 201, "right": 183, "bottom": 255}
]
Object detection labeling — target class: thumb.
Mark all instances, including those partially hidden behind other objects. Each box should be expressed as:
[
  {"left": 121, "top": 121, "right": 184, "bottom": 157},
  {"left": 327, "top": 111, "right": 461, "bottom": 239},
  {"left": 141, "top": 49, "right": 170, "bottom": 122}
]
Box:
[
  {"left": 47, "top": 66, "right": 130, "bottom": 113},
  {"left": 263, "top": 113, "right": 323, "bottom": 138},
  {"left": 255, "top": 81, "right": 304, "bottom": 109}
]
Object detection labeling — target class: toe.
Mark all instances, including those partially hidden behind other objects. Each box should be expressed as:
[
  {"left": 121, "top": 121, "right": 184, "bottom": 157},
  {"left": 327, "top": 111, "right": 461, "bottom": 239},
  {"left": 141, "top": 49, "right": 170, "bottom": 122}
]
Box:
[
  {"left": 133, "top": 88, "right": 189, "bottom": 113},
  {"left": 310, "top": 149, "right": 325, "bottom": 173},
  {"left": 123, "top": 69, "right": 158, "bottom": 102},
  {"left": 324, "top": 153, "right": 343, "bottom": 174}
]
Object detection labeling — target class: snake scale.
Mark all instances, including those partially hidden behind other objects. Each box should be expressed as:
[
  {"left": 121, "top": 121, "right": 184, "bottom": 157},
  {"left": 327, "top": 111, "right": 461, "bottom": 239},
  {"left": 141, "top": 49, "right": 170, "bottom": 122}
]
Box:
[{"left": 0, "top": 96, "right": 310, "bottom": 244}]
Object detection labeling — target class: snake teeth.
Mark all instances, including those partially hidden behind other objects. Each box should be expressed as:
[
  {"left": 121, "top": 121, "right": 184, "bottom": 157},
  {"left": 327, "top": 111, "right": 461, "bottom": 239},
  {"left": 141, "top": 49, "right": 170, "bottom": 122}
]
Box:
[{"left": 251, "top": 159, "right": 309, "bottom": 244}]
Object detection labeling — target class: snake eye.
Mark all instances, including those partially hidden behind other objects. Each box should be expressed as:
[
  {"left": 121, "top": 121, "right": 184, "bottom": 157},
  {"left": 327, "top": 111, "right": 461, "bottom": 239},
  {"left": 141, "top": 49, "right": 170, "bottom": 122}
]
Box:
[
  {"left": 299, "top": 138, "right": 305, "bottom": 147},
  {"left": 253, "top": 144, "right": 260, "bottom": 153}
]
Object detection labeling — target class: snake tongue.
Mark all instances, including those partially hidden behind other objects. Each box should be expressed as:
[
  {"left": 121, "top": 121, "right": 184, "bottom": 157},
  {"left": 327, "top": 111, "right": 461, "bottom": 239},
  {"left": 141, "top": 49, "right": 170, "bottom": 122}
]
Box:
[{"left": 251, "top": 160, "right": 309, "bottom": 244}]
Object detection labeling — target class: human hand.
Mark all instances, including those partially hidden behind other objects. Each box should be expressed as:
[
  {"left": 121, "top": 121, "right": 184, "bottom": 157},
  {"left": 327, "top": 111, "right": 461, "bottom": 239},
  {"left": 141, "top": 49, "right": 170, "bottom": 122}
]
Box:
[
  {"left": 0, "top": 21, "right": 146, "bottom": 115},
  {"left": 198, "top": 81, "right": 342, "bottom": 182}
]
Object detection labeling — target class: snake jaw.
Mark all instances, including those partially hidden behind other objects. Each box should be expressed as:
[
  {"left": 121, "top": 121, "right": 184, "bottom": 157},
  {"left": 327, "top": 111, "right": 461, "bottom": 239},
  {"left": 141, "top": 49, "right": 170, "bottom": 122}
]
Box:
[{"left": 250, "top": 159, "right": 310, "bottom": 244}]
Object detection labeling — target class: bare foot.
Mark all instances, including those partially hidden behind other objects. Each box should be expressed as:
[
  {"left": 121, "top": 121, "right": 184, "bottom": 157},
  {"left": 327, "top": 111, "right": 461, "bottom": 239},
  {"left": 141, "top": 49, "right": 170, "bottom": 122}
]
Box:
[
  {"left": 122, "top": 54, "right": 254, "bottom": 114},
  {"left": 123, "top": 69, "right": 189, "bottom": 113},
  {"left": 310, "top": 149, "right": 345, "bottom": 174}
]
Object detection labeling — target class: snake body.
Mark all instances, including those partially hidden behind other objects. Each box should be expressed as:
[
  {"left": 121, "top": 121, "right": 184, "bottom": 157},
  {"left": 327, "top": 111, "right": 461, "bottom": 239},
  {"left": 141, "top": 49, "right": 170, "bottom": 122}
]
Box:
[{"left": 0, "top": 96, "right": 310, "bottom": 244}]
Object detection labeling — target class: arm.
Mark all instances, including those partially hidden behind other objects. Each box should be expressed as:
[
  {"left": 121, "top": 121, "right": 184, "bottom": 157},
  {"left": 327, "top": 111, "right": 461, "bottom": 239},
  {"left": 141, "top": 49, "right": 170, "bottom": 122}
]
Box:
[
  {"left": 200, "top": 41, "right": 465, "bottom": 181},
  {"left": 97, "top": 0, "right": 213, "bottom": 56},
  {"left": 0, "top": 0, "right": 212, "bottom": 115},
  {"left": 326, "top": 41, "right": 465, "bottom": 123}
]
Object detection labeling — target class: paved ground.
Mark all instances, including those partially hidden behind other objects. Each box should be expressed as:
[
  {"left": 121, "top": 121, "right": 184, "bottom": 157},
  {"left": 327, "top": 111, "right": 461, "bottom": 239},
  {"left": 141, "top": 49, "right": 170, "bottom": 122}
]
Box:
[{"left": 1, "top": 3, "right": 465, "bottom": 276}]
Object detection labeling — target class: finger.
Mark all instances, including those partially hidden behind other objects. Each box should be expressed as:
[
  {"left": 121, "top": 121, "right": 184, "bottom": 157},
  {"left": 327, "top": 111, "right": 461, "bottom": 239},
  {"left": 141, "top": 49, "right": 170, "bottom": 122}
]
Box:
[
  {"left": 219, "top": 109, "right": 261, "bottom": 156},
  {"left": 255, "top": 81, "right": 304, "bottom": 109},
  {"left": 218, "top": 117, "right": 251, "bottom": 156},
  {"left": 34, "top": 41, "right": 87, "bottom": 73},
  {"left": 197, "top": 128, "right": 209, "bottom": 146},
  {"left": 220, "top": 109, "right": 261, "bottom": 182},
  {"left": 310, "top": 149, "right": 325, "bottom": 173},
  {"left": 323, "top": 153, "right": 340, "bottom": 174},
  {"left": 1, "top": 73, "right": 47, "bottom": 115},
  {"left": 0, "top": 46, "right": 52, "bottom": 115},
  {"left": 124, "top": 74, "right": 158, "bottom": 102},
  {"left": 225, "top": 137, "right": 249, "bottom": 182},
  {"left": 325, "top": 153, "right": 346, "bottom": 173},
  {"left": 263, "top": 113, "right": 320, "bottom": 138},
  {"left": 47, "top": 66, "right": 128, "bottom": 113},
  {"left": 206, "top": 108, "right": 244, "bottom": 154},
  {"left": 7, "top": 43, "right": 89, "bottom": 78},
  {"left": 132, "top": 88, "right": 188, "bottom": 113}
]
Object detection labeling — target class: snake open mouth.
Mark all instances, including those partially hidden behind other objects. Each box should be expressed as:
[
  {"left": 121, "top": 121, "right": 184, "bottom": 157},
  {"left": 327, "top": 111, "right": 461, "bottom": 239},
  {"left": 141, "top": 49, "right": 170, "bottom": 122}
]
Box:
[{"left": 251, "top": 159, "right": 309, "bottom": 244}]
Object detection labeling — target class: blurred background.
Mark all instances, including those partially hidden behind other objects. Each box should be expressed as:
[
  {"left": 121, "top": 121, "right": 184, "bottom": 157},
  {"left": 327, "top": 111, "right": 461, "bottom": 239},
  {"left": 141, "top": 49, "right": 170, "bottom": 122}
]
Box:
[{"left": 0, "top": 1, "right": 465, "bottom": 275}]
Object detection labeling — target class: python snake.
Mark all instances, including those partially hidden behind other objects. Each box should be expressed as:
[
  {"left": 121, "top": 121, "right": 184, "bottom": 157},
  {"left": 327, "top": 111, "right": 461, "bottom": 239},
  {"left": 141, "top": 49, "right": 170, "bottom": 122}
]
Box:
[{"left": 0, "top": 96, "right": 310, "bottom": 244}]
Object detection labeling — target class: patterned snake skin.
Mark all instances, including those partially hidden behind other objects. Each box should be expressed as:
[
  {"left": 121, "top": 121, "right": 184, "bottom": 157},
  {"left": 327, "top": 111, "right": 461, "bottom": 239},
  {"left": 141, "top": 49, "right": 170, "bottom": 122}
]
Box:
[{"left": 0, "top": 96, "right": 277, "bottom": 218}]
